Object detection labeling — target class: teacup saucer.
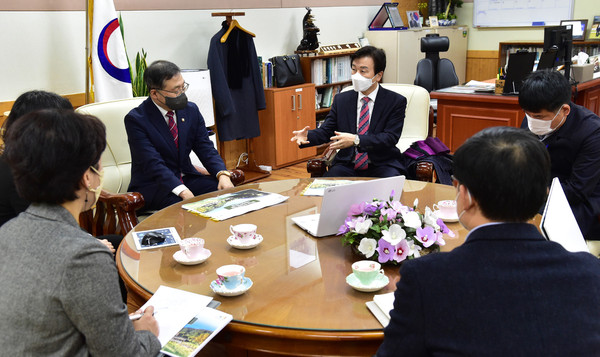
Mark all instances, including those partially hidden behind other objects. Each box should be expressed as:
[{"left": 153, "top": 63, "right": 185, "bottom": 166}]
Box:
[
  {"left": 227, "top": 234, "right": 263, "bottom": 249},
  {"left": 434, "top": 209, "right": 459, "bottom": 223},
  {"left": 210, "top": 277, "right": 253, "bottom": 297},
  {"left": 173, "top": 248, "right": 211, "bottom": 265},
  {"left": 346, "top": 273, "right": 389, "bottom": 292}
]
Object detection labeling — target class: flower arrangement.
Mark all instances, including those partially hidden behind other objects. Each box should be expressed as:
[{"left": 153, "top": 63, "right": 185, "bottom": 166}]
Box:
[{"left": 338, "top": 191, "right": 454, "bottom": 265}]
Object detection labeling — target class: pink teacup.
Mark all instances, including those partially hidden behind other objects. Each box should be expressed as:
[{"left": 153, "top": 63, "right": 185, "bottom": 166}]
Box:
[
  {"left": 433, "top": 200, "right": 457, "bottom": 217},
  {"left": 230, "top": 224, "right": 257, "bottom": 244},
  {"left": 179, "top": 238, "right": 205, "bottom": 259},
  {"left": 216, "top": 264, "right": 246, "bottom": 290}
]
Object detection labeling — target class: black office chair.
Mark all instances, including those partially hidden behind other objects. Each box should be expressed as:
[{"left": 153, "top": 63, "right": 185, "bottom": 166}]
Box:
[{"left": 414, "top": 34, "right": 459, "bottom": 92}]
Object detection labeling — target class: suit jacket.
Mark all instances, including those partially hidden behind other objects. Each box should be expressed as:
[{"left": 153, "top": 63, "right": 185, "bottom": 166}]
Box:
[
  {"left": 0, "top": 204, "right": 160, "bottom": 355},
  {"left": 521, "top": 103, "right": 600, "bottom": 238},
  {"left": 207, "top": 23, "right": 266, "bottom": 141},
  {"left": 376, "top": 223, "right": 600, "bottom": 356},
  {"left": 125, "top": 98, "right": 226, "bottom": 205},
  {"left": 303, "top": 86, "right": 406, "bottom": 170},
  {"left": 0, "top": 157, "right": 29, "bottom": 227}
]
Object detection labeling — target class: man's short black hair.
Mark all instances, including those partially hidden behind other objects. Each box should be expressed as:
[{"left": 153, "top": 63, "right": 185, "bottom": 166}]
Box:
[
  {"left": 2, "top": 90, "right": 73, "bottom": 142},
  {"left": 453, "top": 126, "right": 550, "bottom": 222},
  {"left": 144, "top": 60, "right": 181, "bottom": 91},
  {"left": 518, "top": 69, "right": 571, "bottom": 113},
  {"left": 4, "top": 109, "right": 106, "bottom": 205},
  {"left": 351, "top": 46, "right": 386, "bottom": 74}
]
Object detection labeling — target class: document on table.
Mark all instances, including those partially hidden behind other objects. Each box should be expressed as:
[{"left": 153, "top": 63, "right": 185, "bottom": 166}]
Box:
[
  {"left": 182, "top": 189, "right": 289, "bottom": 221},
  {"left": 366, "top": 292, "right": 395, "bottom": 327},
  {"left": 139, "top": 285, "right": 213, "bottom": 346},
  {"left": 300, "top": 179, "right": 359, "bottom": 196}
]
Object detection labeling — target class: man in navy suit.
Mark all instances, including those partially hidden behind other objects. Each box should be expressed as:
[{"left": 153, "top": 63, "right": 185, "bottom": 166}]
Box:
[
  {"left": 377, "top": 127, "right": 600, "bottom": 356},
  {"left": 519, "top": 70, "right": 600, "bottom": 240},
  {"left": 125, "top": 60, "right": 233, "bottom": 211},
  {"left": 291, "top": 46, "right": 406, "bottom": 177}
]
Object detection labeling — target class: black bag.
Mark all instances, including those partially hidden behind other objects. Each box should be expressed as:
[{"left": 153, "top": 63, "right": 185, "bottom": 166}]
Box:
[{"left": 270, "top": 55, "right": 305, "bottom": 87}]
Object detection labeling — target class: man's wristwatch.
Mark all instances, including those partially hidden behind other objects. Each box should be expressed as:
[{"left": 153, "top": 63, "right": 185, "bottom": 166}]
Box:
[
  {"left": 216, "top": 170, "right": 232, "bottom": 180},
  {"left": 354, "top": 135, "right": 360, "bottom": 147}
]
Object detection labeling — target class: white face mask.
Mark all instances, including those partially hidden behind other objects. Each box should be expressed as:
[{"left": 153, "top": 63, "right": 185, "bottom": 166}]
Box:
[
  {"left": 351, "top": 72, "right": 376, "bottom": 93},
  {"left": 87, "top": 166, "right": 104, "bottom": 211},
  {"left": 526, "top": 107, "right": 564, "bottom": 136},
  {"left": 456, "top": 185, "right": 472, "bottom": 230}
]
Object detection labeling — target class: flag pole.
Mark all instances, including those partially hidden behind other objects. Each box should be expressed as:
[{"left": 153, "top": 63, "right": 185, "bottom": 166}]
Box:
[{"left": 85, "top": 0, "right": 90, "bottom": 104}]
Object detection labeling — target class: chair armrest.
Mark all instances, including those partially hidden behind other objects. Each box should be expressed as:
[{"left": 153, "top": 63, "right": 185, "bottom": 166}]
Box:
[
  {"left": 415, "top": 161, "right": 437, "bottom": 182},
  {"left": 306, "top": 143, "right": 337, "bottom": 177},
  {"left": 230, "top": 169, "right": 245, "bottom": 186},
  {"left": 79, "top": 190, "right": 145, "bottom": 236}
]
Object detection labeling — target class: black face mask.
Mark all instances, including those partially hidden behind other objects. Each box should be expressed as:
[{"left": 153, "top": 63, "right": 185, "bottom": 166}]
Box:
[{"left": 163, "top": 92, "right": 188, "bottom": 111}]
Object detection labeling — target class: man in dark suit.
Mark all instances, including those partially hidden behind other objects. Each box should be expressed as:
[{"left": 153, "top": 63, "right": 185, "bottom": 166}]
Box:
[
  {"left": 125, "top": 60, "right": 233, "bottom": 211},
  {"left": 291, "top": 46, "right": 406, "bottom": 177},
  {"left": 519, "top": 70, "right": 600, "bottom": 240},
  {"left": 377, "top": 127, "right": 600, "bottom": 356}
]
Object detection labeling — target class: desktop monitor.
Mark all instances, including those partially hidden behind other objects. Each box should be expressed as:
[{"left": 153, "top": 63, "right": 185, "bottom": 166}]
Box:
[
  {"left": 543, "top": 25, "right": 573, "bottom": 81},
  {"left": 503, "top": 51, "right": 536, "bottom": 94}
]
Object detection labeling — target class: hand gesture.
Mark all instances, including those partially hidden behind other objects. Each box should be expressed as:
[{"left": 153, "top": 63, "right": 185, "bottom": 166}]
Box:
[{"left": 291, "top": 126, "right": 310, "bottom": 146}]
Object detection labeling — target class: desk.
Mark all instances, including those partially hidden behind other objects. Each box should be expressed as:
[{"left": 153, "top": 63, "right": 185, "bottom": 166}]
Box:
[
  {"left": 432, "top": 77, "right": 600, "bottom": 152},
  {"left": 117, "top": 179, "right": 466, "bottom": 356}
]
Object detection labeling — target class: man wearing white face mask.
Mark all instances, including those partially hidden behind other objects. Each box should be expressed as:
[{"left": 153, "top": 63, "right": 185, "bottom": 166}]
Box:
[
  {"left": 377, "top": 127, "right": 600, "bottom": 356},
  {"left": 291, "top": 46, "right": 407, "bottom": 177},
  {"left": 519, "top": 70, "right": 600, "bottom": 240}
]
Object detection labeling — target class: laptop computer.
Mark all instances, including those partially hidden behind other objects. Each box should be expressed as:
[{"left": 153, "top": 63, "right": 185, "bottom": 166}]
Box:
[
  {"left": 540, "top": 177, "right": 589, "bottom": 253},
  {"left": 292, "top": 176, "right": 406, "bottom": 237}
]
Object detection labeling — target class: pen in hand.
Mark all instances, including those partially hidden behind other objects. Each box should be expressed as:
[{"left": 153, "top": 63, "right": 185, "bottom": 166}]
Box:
[{"left": 129, "top": 306, "right": 165, "bottom": 320}]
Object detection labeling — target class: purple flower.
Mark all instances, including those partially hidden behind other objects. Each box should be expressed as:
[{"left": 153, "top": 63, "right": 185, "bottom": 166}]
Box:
[
  {"left": 337, "top": 223, "right": 349, "bottom": 235},
  {"left": 377, "top": 239, "right": 395, "bottom": 263},
  {"left": 435, "top": 231, "right": 446, "bottom": 246},
  {"left": 380, "top": 208, "right": 398, "bottom": 222},
  {"left": 364, "top": 203, "right": 378, "bottom": 215},
  {"left": 436, "top": 218, "right": 456, "bottom": 238},
  {"left": 393, "top": 239, "right": 409, "bottom": 263},
  {"left": 416, "top": 226, "right": 436, "bottom": 247},
  {"left": 348, "top": 202, "right": 366, "bottom": 216}
]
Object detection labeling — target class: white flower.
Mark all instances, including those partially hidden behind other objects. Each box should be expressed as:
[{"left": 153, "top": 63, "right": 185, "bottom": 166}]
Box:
[
  {"left": 423, "top": 206, "right": 440, "bottom": 230},
  {"left": 354, "top": 218, "right": 373, "bottom": 234},
  {"left": 358, "top": 238, "right": 377, "bottom": 258},
  {"left": 413, "top": 198, "right": 419, "bottom": 208},
  {"left": 403, "top": 211, "right": 422, "bottom": 229},
  {"left": 407, "top": 240, "right": 422, "bottom": 258},
  {"left": 382, "top": 224, "right": 407, "bottom": 246}
]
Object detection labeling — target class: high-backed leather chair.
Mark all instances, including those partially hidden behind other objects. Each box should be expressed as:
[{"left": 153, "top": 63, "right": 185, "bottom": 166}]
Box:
[
  {"left": 306, "top": 84, "right": 436, "bottom": 181},
  {"left": 414, "top": 34, "right": 459, "bottom": 92},
  {"left": 76, "top": 97, "right": 244, "bottom": 236}
]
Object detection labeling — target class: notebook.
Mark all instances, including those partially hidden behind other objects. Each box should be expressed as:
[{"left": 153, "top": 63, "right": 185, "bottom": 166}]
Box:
[
  {"left": 540, "top": 177, "right": 589, "bottom": 253},
  {"left": 292, "top": 176, "right": 405, "bottom": 237}
]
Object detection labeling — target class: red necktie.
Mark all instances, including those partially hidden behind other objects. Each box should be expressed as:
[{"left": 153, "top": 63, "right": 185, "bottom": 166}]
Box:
[
  {"left": 354, "top": 97, "right": 370, "bottom": 170},
  {"left": 166, "top": 111, "right": 178, "bottom": 148}
]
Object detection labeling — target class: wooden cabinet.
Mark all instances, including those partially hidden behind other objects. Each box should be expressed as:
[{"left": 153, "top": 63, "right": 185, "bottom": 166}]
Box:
[
  {"left": 253, "top": 83, "right": 316, "bottom": 169},
  {"left": 366, "top": 26, "right": 468, "bottom": 85}
]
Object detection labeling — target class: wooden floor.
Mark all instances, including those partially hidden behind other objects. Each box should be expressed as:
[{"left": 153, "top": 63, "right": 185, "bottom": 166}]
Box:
[{"left": 254, "top": 161, "right": 311, "bottom": 183}]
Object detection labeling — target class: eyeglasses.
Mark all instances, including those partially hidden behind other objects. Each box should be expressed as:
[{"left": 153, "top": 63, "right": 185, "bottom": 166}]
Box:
[
  {"left": 155, "top": 82, "right": 189, "bottom": 96},
  {"left": 141, "top": 232, "right": 166, "bottom": 246},
  {"left": 451, "top": 175, "right": 459, "bottom": 188}
]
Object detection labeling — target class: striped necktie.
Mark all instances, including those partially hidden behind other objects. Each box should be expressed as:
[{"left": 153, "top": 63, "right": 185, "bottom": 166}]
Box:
[
  {"left": 354, "top": 97, "right": 370, "bottom": 170},
  {"left": 166, "top": 111, "right": 178, "bottom": 148}
]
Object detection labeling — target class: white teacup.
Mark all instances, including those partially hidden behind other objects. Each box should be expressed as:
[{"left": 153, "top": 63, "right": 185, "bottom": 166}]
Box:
[
  {"left": 230, "top": 224, "right": 257, "bottom": 244},
  {"left": 352, "top": 260, "right": 385, "bottom": 285},
  {"left": 433, "top": 200, "right": 457, "bottom": 217},
  {"left": 179, "top": 238, "right": 205, "bottom": 259},
  {"left": 216, "top": 264, "right": 246, "bottom": 290}
]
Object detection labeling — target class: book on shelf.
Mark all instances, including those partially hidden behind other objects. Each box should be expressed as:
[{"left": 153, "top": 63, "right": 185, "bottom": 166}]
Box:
[
  {"left": 258, "top": 56, "right": 273, "bottom": 88},
  {"left": 321, "top": 86, "right": 333, "bottom": 108},
  {"left": 365, "top": 291, "right": 395, "bottom": 327},
  {"left": 309, "top": 56, "right": 352, "bottom": 85}
]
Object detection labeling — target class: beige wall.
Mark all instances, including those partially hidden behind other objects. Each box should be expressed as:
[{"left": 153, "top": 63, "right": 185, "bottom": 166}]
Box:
[{"left": 456, "top": 0, "right": 598, "bottom": 51}]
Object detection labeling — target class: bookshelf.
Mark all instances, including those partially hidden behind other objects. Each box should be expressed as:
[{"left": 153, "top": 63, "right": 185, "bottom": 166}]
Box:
[
  {"left": 498, "top": 41, "right": 600, "bottom": 69},
  {"left": 299, "top": 50, "right": 357, "bottom": 125}
]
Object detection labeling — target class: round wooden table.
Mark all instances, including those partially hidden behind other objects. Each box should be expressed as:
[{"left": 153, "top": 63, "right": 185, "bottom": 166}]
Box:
[{"left": 117, "top": 178, "right": 467, "bottom": 356}]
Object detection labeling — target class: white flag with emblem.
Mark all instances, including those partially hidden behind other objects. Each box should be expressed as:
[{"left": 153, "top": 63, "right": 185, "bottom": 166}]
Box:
[{"left": 90, "top": 0, "right": 132, "bottom": 102}]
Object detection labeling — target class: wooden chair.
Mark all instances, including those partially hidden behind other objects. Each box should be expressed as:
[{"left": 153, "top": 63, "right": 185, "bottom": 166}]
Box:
[
  {"left": 76, "top": 97, "right": 244, "bottom": 236},
  {"left": 306, "top": 83, "right": 437, "bottom": 181}
]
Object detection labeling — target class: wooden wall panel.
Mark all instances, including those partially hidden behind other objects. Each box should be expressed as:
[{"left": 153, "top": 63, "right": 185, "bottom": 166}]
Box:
[{"left": 466, "top": 50, "right": 498, "bottom": 82}]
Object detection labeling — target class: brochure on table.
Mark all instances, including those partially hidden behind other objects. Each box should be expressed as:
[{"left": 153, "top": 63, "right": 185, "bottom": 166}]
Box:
[
  {"left": 133, "top": 227, "right": 182, "bottom": 251},
  {"left": 182, "top": 189, "right": 288, "bottom": 221},
  {"left": 139, "top": 285, "right": 232, "bottom": 356},
  {"left": 366, "top": 292, "right": 395, "bottom": 327},
  {"left": 300, "top": 179, "right": 359, "bottom": 196}
]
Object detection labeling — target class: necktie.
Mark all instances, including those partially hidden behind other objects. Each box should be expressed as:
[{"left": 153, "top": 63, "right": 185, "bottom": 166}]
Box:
[
  {"left": 166, "top": 111, "right": 178, "bottom": 148},
  {"left": 354, "top": 97, "right": 370, "bottom": 170}
]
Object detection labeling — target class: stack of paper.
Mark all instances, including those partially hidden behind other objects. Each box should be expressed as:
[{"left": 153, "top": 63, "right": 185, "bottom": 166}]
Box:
[{"left": 365, "top": 292, "right": 395, "bottom": 327}]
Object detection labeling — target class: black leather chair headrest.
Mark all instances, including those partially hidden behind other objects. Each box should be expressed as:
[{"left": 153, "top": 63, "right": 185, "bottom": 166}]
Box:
[{"left": 420, "top": 35, "right": 450, "bottom": 53}]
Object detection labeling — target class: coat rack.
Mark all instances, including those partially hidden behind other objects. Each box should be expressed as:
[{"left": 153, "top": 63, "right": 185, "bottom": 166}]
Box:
[{"left": 211, "top": 12, "right": 270, "bottom": 183}]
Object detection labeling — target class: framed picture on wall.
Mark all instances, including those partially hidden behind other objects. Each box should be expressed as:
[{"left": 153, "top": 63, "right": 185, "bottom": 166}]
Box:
[
  {"left": 406, "top": 11, "right": 421, "bottom": 29},
  {"left": 560, "top": 19, "right": 588, "bottom": 41},
  {"left": 589, "top": 16, "right": 600, "bottom": 40}
]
